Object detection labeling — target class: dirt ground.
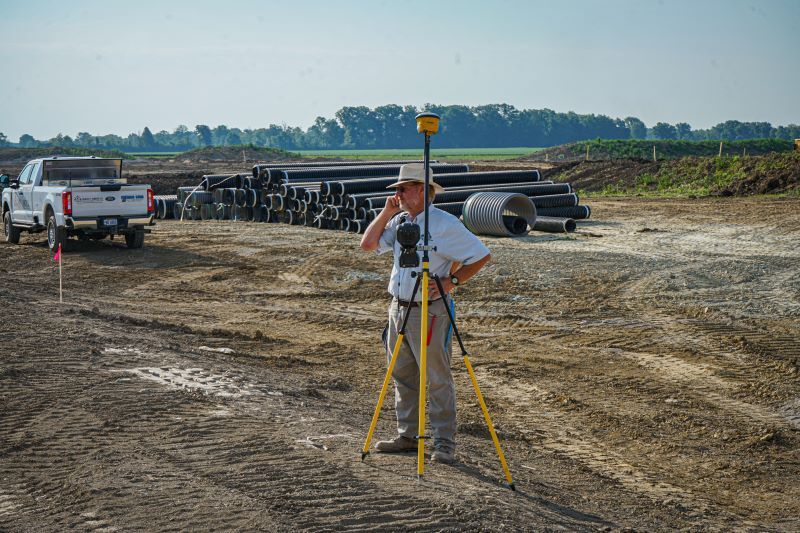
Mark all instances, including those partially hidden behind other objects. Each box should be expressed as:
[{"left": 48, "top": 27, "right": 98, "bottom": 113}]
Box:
[{"left": 1, "top": 195, "right": 799, "bottom": 531}]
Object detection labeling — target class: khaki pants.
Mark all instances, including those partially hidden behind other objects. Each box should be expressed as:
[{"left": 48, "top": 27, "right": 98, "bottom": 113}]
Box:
[{"left": 385, "top": 297, "right": 456, "bottom": 450}]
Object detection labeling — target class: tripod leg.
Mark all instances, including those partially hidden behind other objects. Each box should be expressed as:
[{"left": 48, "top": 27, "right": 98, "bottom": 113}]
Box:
[
  {"left": 432, "top": 275, "right": 515, "bottom": 490},
  {"left": 361, "top": 275, "right": 422, "bottom": 460},
  {"left": 463, "top": 355, "right": 515, "bottom": 490},
  {"left": 417, "top": 266, "right": 430, "bottom": 479},
  {"left": 361, "top": 333, "right": 406, "bottom": 460}
]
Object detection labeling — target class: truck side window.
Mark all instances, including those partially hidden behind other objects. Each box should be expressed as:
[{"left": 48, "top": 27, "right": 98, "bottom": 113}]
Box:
[
  {"left": 29, "top": 163, "right": 42, "bottom": 185},
  {"left": 17, "top": 165, "right": 33, "bottom": 184}
]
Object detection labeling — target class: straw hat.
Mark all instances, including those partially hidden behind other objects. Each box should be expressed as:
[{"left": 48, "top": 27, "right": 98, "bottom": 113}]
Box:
[{"left": 386, "top": 163, "right": 445, "bottom": 194}]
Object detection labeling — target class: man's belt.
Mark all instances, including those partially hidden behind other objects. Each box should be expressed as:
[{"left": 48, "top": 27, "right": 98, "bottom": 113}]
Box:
[{"left": 395, "top": 297, "right": 443, "bottom": 308}]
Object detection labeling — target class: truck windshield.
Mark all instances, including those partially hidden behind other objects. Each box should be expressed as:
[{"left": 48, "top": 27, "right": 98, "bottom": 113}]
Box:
[{"left": 43, "top": 159, "right": 125, "bottom": 186}]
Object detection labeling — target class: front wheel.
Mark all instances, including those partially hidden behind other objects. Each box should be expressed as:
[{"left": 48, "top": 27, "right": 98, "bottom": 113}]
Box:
[
  {"left": 47, "top": 214, "right": 68, "bottom": 253},
  {"left": 4, "top": 211, "right": 21, "bottom": 244},
  {"left": 125, "top": 230, "right": 144, "bottom": 249}
]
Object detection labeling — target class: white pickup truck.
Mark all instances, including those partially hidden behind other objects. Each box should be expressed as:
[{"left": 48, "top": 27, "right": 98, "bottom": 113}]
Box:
[{"left": 2, "top": 156, "right": 155, "bottom": 252}]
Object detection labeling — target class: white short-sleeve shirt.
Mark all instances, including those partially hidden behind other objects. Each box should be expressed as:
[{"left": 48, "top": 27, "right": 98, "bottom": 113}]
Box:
[{"left": 377, "top": 206, "right": 491, "bottom": 301}]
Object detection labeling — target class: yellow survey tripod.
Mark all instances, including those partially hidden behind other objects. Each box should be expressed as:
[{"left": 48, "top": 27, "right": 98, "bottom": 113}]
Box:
[{"left": 360, "top": 113, "right": 515, "bottom": 490}]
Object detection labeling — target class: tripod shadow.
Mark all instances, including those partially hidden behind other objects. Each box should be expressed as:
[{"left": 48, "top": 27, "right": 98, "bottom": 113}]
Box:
[
  {"left": 360, "top": 454, "right": 613, "bottom": 529},
  {"left": 449, "top": 461, "right": 612, "bottom": 527}
]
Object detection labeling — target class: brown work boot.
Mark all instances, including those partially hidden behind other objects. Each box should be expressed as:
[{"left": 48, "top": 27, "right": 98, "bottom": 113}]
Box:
[{"left": 374, "top": 435, "right": 417, "bottom": 453}]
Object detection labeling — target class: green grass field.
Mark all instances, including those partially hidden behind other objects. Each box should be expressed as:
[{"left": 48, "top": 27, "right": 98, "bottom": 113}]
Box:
[{"left": 294, "top": 147, "right": 543, "bottom": 160}]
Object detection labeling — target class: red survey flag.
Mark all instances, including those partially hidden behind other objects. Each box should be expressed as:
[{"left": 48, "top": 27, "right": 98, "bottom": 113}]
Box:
[{"left": 53, "top": 244, "right": 61, "bottom": 262}]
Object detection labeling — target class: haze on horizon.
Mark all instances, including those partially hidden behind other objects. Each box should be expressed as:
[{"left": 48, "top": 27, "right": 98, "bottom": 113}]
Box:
[{"left": 1, "top": 0, "right": 798, "bottom": 142}]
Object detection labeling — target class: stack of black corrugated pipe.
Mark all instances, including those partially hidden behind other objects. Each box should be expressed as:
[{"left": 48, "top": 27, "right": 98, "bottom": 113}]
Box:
[
  {"left": 173, "top": 173, "right": 268, "bottom": 222},
  {"left": 256, "top": 163, "right": 469, "bottom": 229},
  {"left": 169, "top": 163, "right": 590, "bottom": 235},
  {"left": 314, "top": 169, "right": 591, "bottom": 234}
]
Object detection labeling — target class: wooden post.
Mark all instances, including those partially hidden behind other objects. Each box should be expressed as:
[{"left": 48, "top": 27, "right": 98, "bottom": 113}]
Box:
[
  {"left": 719, "top": 141, "right": 723, "bottom": 157},
  {"left": 653, "top": 145, "right": 657, "bottom": 162},
  {"left": 585, "top": 144, "right": 590, "bottom": 161},
  {"left": 545, "top": 153, "right": 549, "bottom": 162}
]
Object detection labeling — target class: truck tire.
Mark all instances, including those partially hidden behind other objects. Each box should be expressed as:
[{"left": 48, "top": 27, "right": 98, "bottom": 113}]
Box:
[
  {"left": 3, "top": 211, "right": 21, "bottom": 244},
  {"left": 47, "top": 213, "right": 68, "bottom": 253},
  {"left": 125, "top": 230, "right": 145, "bottom": 249}
]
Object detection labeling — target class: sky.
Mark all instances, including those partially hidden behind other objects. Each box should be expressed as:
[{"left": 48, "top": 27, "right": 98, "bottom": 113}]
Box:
[{"left": 1, "top": 0, "right": 798, "bottom": 141}]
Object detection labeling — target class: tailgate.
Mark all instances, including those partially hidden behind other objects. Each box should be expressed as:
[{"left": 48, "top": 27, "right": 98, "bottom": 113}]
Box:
[{"left": 72, "top": 187, "right": 149, "bottom": 218}]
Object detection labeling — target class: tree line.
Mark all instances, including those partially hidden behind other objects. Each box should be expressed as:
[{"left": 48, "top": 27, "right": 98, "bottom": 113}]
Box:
[{"left": 2, "top": 104, "right": 799, "bottom": 152}]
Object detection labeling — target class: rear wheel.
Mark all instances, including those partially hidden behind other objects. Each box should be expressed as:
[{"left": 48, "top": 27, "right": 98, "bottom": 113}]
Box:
[
  {"left": 3, "top": 211, "right": 21, "bottom": 244},
  {"left": 125, "top": 230, "right": 144, "bottom": 249},
  {"left": 47, "top": 213, "right": 68, "bottom": 253}
]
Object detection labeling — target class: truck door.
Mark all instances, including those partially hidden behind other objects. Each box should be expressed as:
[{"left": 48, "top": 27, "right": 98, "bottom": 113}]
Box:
[
  {"left": 27, "top": 162, "right": 44, "bottom": 224},
  {"left": 11, "top": 164, "right": 34, "bottom": 224}
]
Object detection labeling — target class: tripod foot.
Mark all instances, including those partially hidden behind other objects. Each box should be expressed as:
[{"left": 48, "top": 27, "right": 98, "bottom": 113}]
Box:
[
  {"left": 508, "top": 483, "right": 516, "bottom": 491},
  {"left": 361, "top": 451, "right": 369, "bottom": 461},
  {"left": 416, "top": 474, "right": 424, "bottom": 482}
]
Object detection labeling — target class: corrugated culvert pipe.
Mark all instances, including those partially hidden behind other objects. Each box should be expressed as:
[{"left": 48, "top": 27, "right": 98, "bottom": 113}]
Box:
[
  {"left": 529, "top": 193, "right": 578, "bottom": 208},
  {"left": 537, "top": 205, "right": 591, "bottom": 220},
  {"left": 234, "top": 189, "right": 247, "bottom": 206},
  {"left": 217, "top": 204, "right": 232, "bottom": 220},
  {"left": 246, "top": 189, "right": 259, "bottom": 207},
  {"left": 189, "top": 191, "right": 214, "bottom": 207},
  {"left": 200, "top": 204, "right": 216, "bottom": 220},
  {"left": 462, "top": 192, "right": 537, "bottom": 237},
  {"left": 252, "top": 160, "right": 431, "bottom": 181},
  {"left": 244, "top": 177, "right": 262, "bottom": 190},
  {"left": 533, "top": 216, "right": 576, "bottom": 233},
  {"left": 176, "top": 186, "right": 196, "bottom": 203},
  {"left": 202, "top": 174, "right": 238, "bottom": 191},
  {"left": 275, "top": 163, "right": 469, "bottom": 186},
  {"left": 324, "top": 169, "right": 540, "bottom": 196},
  {"left": 155, "top": 195, "right": 177, "bottom": 219},
  {"left": 220, "top": 188, "right": 236, "bottom": 204}
]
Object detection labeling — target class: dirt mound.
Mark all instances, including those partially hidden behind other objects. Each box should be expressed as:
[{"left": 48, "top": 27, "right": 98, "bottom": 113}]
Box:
[
  {"left": 525, "top": 139, "right": 793, "bottom": 162},
  {"left": 716, "top": 152, "right": 800, "bottom": 195},
  {"left": 126, "top": 171, "right": 220, "bottom": 195},
  {"left": 543, "top": 152, "right": 800, "bottom": 196},
  {"left": 543, "top": 159, "right": 661, "bottom": 192},
  {"left": 176, "top": 145, "right": 298, "bottom": 163},
  {"left": 0, "top": 147, "right": 129, "bottom": 165}
]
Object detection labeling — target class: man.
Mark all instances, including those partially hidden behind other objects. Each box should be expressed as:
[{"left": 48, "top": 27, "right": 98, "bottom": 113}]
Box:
[{"left": 360, "top": 163, "right": 491, "bottom": 464}]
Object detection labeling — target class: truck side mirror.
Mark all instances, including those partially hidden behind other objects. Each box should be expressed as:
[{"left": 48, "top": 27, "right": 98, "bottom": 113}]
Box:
[{"left": 8, "top": 180, "right": 20, "bottom": 189}]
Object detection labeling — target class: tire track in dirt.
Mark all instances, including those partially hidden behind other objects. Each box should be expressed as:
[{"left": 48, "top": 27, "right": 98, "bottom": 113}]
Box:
[
  {"left": 478, "top": 370, "right": 715, "bottom": 516},
  {"left": 93, "top": 347, "right": 596, "bottom": 531},
  {"left": 1, "top": 336, "right": 599, "bottom": 531},
  {"left": 568, "top": 313, "right": 800, "bottom": 430},
  {"left": 474, "top": 367, "right": 791, "bottom": 531},
  {"left": 607, "top": 348, "right": 797, "bottom": 429}
]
